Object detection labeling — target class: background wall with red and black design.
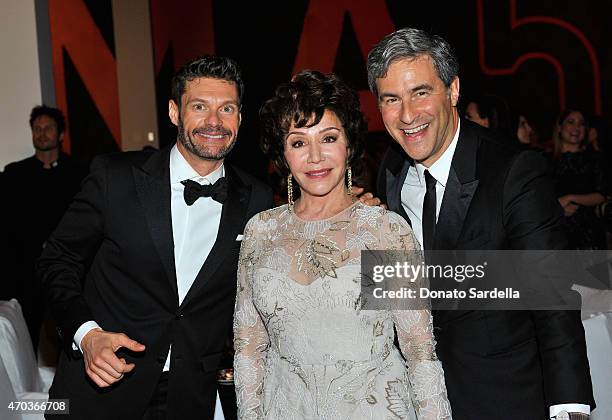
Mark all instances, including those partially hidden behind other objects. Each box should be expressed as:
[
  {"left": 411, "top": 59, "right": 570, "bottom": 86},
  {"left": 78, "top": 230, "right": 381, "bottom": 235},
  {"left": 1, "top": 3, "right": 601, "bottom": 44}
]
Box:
[
  {"left": 47, "top": 0, "right": 120, "bottom": 165},
  {"left": 45, "top": 0, "right": 611, "bottom": 186}
]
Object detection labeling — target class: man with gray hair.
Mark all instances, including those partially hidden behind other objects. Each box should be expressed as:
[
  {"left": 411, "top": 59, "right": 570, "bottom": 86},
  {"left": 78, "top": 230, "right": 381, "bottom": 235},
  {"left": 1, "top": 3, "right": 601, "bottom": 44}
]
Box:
[{"left": 368, "top": 27, "right": 593, "bottom": 420}]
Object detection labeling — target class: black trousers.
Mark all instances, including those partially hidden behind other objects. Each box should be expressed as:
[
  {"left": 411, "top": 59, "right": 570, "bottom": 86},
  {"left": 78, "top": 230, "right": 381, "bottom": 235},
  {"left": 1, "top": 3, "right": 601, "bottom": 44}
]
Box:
[
  {"left": 142, "top": 372, "right": 169, "bottom": 420},
  {"left": 141, "top": 373, "right": 238, "bottom": 419}
]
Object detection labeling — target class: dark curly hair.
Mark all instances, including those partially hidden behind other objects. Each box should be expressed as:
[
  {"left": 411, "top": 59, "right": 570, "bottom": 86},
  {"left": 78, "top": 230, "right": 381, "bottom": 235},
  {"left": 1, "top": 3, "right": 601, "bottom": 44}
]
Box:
[
  {"left": 29, "top": 105, "right": 66, "bottom": 136},
  {"left": 260, "top": 70, "right": 367, "bottom": 176},
  {"left": 171, "top": 55, "right": 244, "bottom": 109}
]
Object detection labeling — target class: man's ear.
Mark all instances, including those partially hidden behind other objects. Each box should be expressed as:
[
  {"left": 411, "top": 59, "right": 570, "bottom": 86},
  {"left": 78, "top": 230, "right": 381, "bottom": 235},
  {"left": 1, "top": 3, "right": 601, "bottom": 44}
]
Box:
[
  {"left": 169, "top": 100, "right": 179, "bottom": 126},
  {"left": 59, "top": 132, "right": 64, "bottom": 142},
  {"left": 449, "top": 76, "right": 460, "bottom": 107},
  {"left": 238, "top": 112, "right": 242, "bottom": 127}
]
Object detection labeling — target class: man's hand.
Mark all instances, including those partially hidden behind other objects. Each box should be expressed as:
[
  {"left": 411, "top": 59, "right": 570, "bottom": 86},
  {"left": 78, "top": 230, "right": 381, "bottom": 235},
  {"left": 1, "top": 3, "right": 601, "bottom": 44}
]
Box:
[
  {"left": 81, "top": 328, "right": 146, "bottom": 388},
  {"left": 352, "top": 186, "right": 387, "bottom": 209}
]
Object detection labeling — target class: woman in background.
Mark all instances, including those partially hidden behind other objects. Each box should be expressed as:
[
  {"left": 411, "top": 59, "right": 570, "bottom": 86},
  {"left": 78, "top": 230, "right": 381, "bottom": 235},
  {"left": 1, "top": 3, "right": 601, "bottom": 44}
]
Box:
[
  {"left": 514, "top": 112, "right": 539, "bottom": 148},
  {"left": 551, "top": 109, "right": 607, "bottom": 249}
]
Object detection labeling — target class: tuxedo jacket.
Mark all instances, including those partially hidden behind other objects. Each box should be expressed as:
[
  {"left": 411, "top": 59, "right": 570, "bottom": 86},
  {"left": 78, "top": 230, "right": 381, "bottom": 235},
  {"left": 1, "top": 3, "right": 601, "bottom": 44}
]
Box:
[
  {"left": 37, "top": 147, "right": 273, "bottom": 419},
  {"left": 377, "top": 120, "right": 594, "bottom": 420}
]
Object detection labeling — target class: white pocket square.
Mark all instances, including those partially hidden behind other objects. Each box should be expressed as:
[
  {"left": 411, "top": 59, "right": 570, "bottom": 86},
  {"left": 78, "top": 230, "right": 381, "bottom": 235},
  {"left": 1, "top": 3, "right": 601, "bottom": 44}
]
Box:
[{"left": 236, "top": 234, "right": 244, "bottom": 241}]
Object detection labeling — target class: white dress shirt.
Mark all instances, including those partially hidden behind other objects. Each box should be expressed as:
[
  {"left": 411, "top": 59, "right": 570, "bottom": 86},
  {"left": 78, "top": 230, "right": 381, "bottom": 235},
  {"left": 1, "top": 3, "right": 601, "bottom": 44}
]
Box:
[
  {"left": 401, "top": 120, "right": 460, "bottom": 248},
  {"left": 170, "top": 145, "right": 223, "bottom": 306},
  {"left": 399, "top": 120, "right": 589, "bottom": 418},
  {"left": 74, "top": 145, "right": 224, "bottom": 373}
]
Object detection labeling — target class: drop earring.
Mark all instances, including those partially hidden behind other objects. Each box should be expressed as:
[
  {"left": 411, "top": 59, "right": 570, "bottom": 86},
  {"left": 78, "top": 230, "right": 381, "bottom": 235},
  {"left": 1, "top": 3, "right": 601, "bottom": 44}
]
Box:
[
  {"left": 346, "top": 166, "right": 352, "bottom": 195},
  {"left": 287, "top": 174, "right": 294, "bottom": 206}
]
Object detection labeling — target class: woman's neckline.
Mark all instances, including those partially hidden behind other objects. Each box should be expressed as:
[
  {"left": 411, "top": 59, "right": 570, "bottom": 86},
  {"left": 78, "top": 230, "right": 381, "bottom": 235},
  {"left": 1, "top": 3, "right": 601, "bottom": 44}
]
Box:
[{"left": 289, "top": 199, "right": 360, "bottom": 223}]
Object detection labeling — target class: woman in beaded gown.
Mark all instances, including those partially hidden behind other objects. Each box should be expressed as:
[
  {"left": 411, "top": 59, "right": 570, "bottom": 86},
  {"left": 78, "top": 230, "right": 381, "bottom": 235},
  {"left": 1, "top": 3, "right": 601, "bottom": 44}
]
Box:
[{"left": 233, "top": 70, "right": 451, "bottom": 420}]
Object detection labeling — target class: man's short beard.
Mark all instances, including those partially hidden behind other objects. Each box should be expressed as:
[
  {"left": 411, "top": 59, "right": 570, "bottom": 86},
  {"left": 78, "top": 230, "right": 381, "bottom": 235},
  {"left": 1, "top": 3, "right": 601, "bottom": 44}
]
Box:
[
  {"left": 177, "top": 118, "right": 237, "bottom": 161},
  {"left": 34, "top": 138, "right": 60, "bottom": 152}
]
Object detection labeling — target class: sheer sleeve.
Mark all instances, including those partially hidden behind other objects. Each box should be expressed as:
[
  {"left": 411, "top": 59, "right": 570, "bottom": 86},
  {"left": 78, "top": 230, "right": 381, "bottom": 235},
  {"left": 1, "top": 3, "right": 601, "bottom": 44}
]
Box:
[
  {"left": 383, "top": 212, "right": 452, "bottom": 419},
  {"left": 233, "top": 217, "right": 269, "bottom": 420}
]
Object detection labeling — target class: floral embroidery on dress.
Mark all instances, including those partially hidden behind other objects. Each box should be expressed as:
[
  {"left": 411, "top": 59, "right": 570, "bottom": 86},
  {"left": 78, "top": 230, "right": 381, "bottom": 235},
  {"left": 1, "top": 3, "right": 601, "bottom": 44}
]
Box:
[
  {"left": 356, "top": 205, "right": 382, "bottom": 229},
  {"left": 233, "top": 202, "right": 452, "bottom": 419},
  {"left": 346, "top": 229, "right": 378, "bottom": 250},
  {"left": 386, "top": 379, "right": 414, "bottom": 418},
  {"left": 295, "top": 235, "right": 341, "bottom": 279}
]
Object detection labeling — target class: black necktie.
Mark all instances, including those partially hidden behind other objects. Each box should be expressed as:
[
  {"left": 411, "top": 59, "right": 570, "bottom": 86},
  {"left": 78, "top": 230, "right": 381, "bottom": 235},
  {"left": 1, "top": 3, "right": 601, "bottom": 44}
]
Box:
[
  {"left": 422, "top": 170, "right": 437, "bottom": 250},
  {"left": 181, "top": 177, "right": 228, "bottom": 205}
]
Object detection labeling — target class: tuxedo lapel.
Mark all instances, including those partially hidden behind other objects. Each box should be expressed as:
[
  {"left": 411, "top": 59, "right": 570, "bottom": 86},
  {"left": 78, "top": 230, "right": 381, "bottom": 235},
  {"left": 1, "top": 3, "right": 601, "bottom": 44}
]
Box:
[
  {"left": 435, "top": 122, "right": 480, "bottom": 250},
  {"left": 435, "top": 168, "right": 478, "bottom": 249},
  {"left": 133, "top": 148, "right": 179, "bottom": 302},
  {"left": 181, "top": 165, "right": 250, "bottom": 307},
  {"left": 384, "top": 146, "right": 413, "bottom": 226}
]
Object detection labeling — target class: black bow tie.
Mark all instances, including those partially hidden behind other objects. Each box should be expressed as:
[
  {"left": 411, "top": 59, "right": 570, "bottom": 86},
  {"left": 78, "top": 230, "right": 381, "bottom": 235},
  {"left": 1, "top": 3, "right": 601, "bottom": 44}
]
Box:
[{"left": 181, "top": 177, "right": 228, "bottom": 205}]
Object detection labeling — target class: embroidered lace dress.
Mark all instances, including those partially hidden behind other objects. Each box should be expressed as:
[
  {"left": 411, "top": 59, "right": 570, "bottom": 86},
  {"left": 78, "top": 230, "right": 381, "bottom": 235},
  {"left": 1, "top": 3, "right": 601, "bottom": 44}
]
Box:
[{"left": 234, "top": 202, "right": 451, "bottom": 419}]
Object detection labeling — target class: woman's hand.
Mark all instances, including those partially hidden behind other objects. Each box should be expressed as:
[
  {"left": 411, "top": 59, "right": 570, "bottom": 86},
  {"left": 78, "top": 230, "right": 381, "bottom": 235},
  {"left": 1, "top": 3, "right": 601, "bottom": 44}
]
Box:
[
  {"left": 564, "top": 202, "right": 579, "bottom": 217},
  {"left": 558, "top": 194, "right": 575, "bottom": 209}
]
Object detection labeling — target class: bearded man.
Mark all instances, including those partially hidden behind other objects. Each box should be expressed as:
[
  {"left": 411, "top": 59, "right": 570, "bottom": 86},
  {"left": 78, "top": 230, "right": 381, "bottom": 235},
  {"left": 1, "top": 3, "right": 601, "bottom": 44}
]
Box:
[{"left": 38, "top": 55, "right": 272, "bottom": 419}]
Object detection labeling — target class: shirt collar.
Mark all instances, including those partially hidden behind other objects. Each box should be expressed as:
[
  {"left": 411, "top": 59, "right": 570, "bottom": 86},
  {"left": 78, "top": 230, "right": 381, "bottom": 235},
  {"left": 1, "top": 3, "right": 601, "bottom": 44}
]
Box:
[
  {"left": 33, "top": 152, "right": 62, "bottom": 169},
  {"left": 414, "top": 119, "right": 460, "bottom": 187},
  {"left": 170, "top": 144, "right": 225, "bottom": 185}
]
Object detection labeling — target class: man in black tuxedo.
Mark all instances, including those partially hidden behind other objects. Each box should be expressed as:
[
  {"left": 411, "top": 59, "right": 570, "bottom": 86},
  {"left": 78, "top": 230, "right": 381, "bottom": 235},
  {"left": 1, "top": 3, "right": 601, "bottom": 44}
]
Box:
[
  {"left": 1, "top": 105, "right": 85, "bottom": 351},
  {"left": 367, "top": 28, "right": 594, "bottom": 420},
  {"left": 38, "top": 56, "right": 272, "bottom": 419}
]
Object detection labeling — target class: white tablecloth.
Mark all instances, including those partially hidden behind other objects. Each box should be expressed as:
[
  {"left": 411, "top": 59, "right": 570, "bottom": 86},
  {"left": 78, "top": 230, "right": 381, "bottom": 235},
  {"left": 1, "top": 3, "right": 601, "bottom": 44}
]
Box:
[
  {"left": 583, "top": 313, "right": 612, "bottom": 419},
  {"left": 574, "top": 284, "right": 612, "bottom": 419}
]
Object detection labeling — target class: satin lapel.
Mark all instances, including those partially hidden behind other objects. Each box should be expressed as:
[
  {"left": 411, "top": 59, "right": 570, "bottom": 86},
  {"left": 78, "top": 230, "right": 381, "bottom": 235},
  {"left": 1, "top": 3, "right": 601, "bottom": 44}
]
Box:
[
  {"left": 133, "top": 148, "right": 178, "bottom": 301},
  {"left": 435, "top": 168, "right": 478, "bottom": 250},
  {"left": 435, "top": 121, "right": 480, "bottom": 250},
  {"left": 384, "top": 150, "right": 413, "bottom": 226},
  {"left": 181, "top": 165, "right": 250, "bottom": 307},
  {"left": 388, "top": 161, "right": 412, "bottom": 225}
]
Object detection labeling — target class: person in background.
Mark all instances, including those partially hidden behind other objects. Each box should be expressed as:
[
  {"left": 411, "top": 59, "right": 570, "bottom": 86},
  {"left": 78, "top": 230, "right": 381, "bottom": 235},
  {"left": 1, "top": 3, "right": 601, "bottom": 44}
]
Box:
[
  {"left": 463, "top": 93, "right": 513, "bottom": 136},
  {"left": 551, "top": 109, "right": 607, "bottom": 249},
  {"left": 514, "top": 111, "right": 539, "bottom": 148},
  {"left": 1, "top": 105, "right": 85, "bottom": 352},
  {"left": 587, "top": 115, "right": 612, "bottom": 247},
  {"left": 464, "top": 94, "right": 542, "bottom": 151}
]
